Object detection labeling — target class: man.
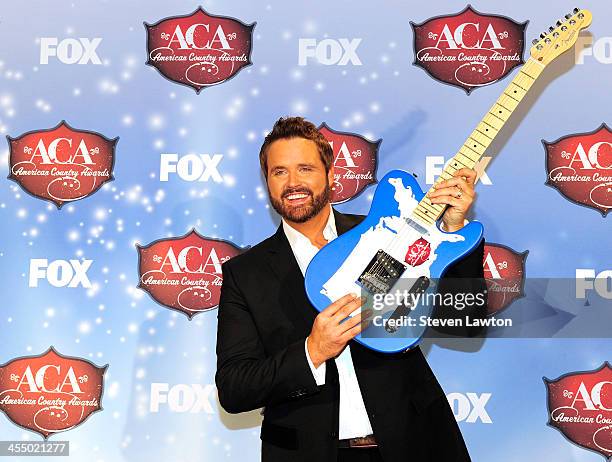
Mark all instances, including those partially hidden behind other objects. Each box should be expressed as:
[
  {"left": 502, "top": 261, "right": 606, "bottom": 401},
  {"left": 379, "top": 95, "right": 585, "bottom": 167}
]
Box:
[{"left": 215, "top": 117, "right": 487, "bottom": 462}]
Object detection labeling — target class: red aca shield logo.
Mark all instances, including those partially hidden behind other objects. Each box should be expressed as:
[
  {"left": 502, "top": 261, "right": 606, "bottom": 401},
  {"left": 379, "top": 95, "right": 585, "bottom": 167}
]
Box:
[
  {"left": 405, "top": 238, "right": 431, "bottom": 267},
  {"left": 145, "top": 7, "right": 255, "bottom": 93},
  {"left": 7, "top": 121, "right": 117, "bottom": 208},
  {"left": 483, "top": 243, "right": 528, "bottom": 315},
  {"left": 411, "top": 5, "right": 526, "bottom": 93},
  {"left": 137, "top": 230, "right": 244, "bottom": 319},
  {"left": 318, "top": 123, "right": 380, "bottom": 204},
  {"left": 545, "top": 363, "right": 612, "bottom": 459},
  {"left": 0, "top": 347, "right": 106, "bottom": 439},
  {"left": 543, "top": 124, "right": 612, "bottom": 217}
]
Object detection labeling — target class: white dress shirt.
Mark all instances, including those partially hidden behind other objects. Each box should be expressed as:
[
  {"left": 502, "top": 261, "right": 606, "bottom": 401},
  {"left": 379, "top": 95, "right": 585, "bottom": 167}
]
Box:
[{"left": 281, "top": 205, "right": 374, "bottom": 440}]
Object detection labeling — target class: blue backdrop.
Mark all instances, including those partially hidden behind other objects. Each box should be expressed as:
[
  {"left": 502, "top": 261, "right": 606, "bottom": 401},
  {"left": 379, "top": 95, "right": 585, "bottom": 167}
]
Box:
[{"left": 0, "top": 1, "right": 610, "bottom": 461}]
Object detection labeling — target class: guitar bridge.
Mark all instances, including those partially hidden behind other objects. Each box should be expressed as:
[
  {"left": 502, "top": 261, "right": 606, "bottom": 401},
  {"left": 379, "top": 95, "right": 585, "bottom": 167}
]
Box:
[{"left": 358, "top": 249, "right": 406, "bottom": 295}]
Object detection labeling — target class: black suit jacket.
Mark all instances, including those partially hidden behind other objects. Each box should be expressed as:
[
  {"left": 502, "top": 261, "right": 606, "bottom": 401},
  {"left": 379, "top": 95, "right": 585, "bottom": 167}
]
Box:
[{"left": 215, "top": 208, "right": 486, "bottom": 462}]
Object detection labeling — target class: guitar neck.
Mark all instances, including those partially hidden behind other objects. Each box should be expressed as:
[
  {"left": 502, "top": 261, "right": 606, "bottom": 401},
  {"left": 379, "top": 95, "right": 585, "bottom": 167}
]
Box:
[{"left": 412, "top": 57, "right": 545, "bottom": 226}]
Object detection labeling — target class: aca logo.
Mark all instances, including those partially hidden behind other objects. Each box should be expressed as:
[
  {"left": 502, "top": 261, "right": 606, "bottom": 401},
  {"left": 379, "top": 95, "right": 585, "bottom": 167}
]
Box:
[
  {"left": 7, "top": 121, "right": 117, "bottom": 208},
  {"left": 543, "top": 124, "right": 612, "bottom": 216},
  {"left": 318, "top": 123, "right": 380, "bottom": 204},
  {"left": 150, "top": 383, "right": 216, "bottom": 414},
  {"left": 0, "top": 347, "right": 106, "bottom": 439},
  {"left": 40, "top": 38, "right": 103, "bottom": 65},
  {"left": 298, "top": 38, "right": 362, "bottom": 66},
  {"left": 159, "top": 153, "right": 223, "bottom": 182},
  {"left": 544, "top": 363, "right": 612, "bottom": 459},
  {"left": 145, "top": 7, "right": 255, "bottom": 93},
  {"left": 136, "top": 230, "right": 245, "bottom": 319},
  {"left": 411, "top": 5, "right": 526, "bottom": 93},
  {"left": 483, "top": 243, "right": 528, "bottom": 315},
  {"left": 28, "top": 258, "right": 93, "bottom": 288}
]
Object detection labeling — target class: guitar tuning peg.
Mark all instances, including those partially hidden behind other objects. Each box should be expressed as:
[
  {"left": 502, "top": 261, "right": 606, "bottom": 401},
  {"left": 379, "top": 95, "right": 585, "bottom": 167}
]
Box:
[
  {"left": 573, "top": 7, "right": 579, "bottom": 13},
  {"left": 532, "top": 38, "right": 538, "bottom": 45},
  {"left": 549, "top": 26, "right": 554, "bottom": 32},
  {"left": 540, "top": 33, "right": 546, "bottom": 39},
  {"left": 556, "top": 20, "right": 562, "bottom": 26},
  {"left": 565, "top": 14, "right": 572, "bottom": 19}
]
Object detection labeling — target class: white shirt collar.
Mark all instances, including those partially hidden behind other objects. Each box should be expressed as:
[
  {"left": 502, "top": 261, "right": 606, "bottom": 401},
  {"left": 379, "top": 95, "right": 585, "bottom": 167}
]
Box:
[{"left": 282, "top": 204, "right": 337, "bottom": 249}]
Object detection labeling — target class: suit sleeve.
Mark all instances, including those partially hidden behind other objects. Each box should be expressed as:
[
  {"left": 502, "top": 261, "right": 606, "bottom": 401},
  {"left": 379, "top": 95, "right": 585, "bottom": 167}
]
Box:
[
  {"left": 430, "top": 237, "right": 488, "bottom": 337},
  {"left": 215, "top": 261, "right": 321, "bottom": 414}
]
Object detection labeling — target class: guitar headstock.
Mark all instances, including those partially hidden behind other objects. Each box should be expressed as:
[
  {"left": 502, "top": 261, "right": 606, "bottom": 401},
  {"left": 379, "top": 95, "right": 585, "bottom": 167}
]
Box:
[{"left": 530, "top": 8, "right": 592, "bottom": 66}]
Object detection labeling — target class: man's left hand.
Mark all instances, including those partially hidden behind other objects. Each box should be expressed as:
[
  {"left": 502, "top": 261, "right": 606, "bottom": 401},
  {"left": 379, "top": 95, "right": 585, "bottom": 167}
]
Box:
[{"left": 427, "top": 167, "right": 477, "bottom": 232}]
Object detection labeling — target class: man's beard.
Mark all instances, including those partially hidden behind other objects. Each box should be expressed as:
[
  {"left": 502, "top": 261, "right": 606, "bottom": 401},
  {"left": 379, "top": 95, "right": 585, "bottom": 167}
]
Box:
[{"left": 269, "top": 178, "right": 331, "bottom": 224}]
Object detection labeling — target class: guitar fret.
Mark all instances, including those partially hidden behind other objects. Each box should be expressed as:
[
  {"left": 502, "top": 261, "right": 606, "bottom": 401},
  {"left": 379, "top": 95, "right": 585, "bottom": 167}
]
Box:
[
  {"left": 489, "top": 111, "right": 506, "bottom": 122},
  {"left": 520, "top": 69, "right": 536, "bottom": 80},
  {"left": 503, "top": 91, "right": 520, "bottom": 103},
  {"left": 459, "top": 148, "right": 478, "bottom": 162},
  {"left": 452, "top": 158, "right": 468, "bottom": 169},
  {"left": 468, "top": 136, "right": 486, "bottom": 149},
  {"left": 481, "top": 120, "right": 498, "bottom": 132},
  {"left": 496, "top": 102, "right": 512, "bottom": 112},
  {"left": 464, "top": 144, "right": 481, "bottom": 157},
  {"left": 420, "top": 201, "right": 439, "bottom": 215},
  {"left": 475, "top": 128, "right": 492, "bottom": 140},
  {"left": 518, "top": 76, "right": 533, "bottom": 88},
  {"left": 499, "top": 96, "right": 518, "bottom": 111},
  {"left": 511, "top": 81, "right": 527, "bottom": 92},
  {"left": 466, "top": 136, "right": 489, "bottom": 152},
  {"left": 413, "top": 209, "right": 433, "bottom": 224},
  {"left": 445, "top": 164, "right": 458, "bottom": 176},
  {"left": 457, "top": 152, "right": 475, "bottom": 167},
  {"left": 417, "top": 202, "right": 438, "bottom": 213}
]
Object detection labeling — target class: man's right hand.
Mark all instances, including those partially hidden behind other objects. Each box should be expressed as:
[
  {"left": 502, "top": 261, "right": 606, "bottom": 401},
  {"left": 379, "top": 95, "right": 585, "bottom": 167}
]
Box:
[{"left": 306, "top": 293, "right": 372, "bottom": 368}]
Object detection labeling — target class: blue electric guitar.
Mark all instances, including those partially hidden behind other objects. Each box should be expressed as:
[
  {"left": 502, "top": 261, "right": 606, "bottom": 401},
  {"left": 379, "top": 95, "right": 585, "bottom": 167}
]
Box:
[{"left": 305, "top": 8, "right": 591, "bottom": 353}]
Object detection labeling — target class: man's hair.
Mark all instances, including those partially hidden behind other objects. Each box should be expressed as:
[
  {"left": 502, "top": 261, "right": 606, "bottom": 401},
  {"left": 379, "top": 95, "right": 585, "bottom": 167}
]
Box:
[{"left": 259, "top": 116, "right": 333, "bottom": 179}]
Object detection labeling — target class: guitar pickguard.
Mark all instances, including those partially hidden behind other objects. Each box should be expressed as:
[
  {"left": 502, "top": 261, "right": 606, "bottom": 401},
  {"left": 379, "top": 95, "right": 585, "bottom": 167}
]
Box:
[{"left": 321, "top": 176, "right": 464, "bottom": 303}]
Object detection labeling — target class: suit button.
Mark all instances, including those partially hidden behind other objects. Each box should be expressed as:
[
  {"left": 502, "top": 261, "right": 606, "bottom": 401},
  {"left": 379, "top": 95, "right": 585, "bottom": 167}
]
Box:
[{"left": 329, "top": 431, "right": 337, "bottom": 438}]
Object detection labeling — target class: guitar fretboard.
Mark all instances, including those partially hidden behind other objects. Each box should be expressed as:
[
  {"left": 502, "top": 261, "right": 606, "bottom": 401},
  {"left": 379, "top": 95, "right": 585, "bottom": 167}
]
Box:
[{"left": 411, "top": 57, "right": 545, "bottom": 226}]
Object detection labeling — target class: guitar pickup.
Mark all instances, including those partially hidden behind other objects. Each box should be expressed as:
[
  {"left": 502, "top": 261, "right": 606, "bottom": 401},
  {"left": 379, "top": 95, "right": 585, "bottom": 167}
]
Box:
[{"left": 358, "top": 249, "right": 406, "bottom": 295}]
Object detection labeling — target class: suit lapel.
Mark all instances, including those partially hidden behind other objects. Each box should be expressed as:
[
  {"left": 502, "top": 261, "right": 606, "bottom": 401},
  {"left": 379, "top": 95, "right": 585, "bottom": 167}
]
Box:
[
  {"left": 263, "top": 207, "right": 356, "bottom": 334},
  {"left": 332, "top": 207, "right": 355, "bottom": 236},
  {"left": 264, "top": 224, "right": 317, "bottom": 334}
]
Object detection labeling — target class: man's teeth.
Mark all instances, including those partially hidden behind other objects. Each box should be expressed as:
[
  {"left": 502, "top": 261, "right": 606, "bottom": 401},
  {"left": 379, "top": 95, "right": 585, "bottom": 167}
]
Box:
[{"left": 286, "top": 193, "right": 308, "bottom": 200}]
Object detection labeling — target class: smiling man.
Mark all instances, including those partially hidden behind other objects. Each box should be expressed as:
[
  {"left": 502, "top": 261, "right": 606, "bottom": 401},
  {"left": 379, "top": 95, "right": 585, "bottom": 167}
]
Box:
[{"left": 215, "top": 116, "right": 487, "bottom": 462}]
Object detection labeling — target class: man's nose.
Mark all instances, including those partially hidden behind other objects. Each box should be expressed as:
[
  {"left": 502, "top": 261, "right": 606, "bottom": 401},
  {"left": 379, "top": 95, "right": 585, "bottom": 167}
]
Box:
[{"left": 286, "top": 170, "right": 300, "bottom": 187}]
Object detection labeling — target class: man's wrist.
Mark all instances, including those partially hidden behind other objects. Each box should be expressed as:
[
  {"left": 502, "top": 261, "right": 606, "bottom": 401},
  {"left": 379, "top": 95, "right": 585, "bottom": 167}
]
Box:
[
  {"left": 441, "top": 218, "right": 469, "bottom": 233},
  {"left": 306, "top": 336, "right": 324, "bottom": 368}
]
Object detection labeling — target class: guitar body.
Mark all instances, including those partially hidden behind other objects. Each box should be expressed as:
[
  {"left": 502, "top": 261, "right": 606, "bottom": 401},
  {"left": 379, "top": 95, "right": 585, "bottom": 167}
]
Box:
[{"left": 305, "top": 169, "right": 484, "bottom": 353}]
